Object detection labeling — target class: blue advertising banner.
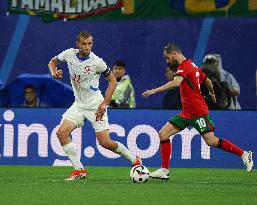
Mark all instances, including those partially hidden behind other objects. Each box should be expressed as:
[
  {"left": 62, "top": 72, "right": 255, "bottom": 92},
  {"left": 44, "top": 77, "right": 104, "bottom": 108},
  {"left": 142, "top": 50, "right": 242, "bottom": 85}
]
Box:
[{"left": 0, "top": 108, "right": 256, "bottom": 169}]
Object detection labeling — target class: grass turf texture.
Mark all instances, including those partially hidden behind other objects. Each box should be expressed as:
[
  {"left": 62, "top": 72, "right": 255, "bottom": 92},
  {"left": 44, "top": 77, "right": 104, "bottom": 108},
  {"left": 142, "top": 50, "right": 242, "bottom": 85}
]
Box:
[{"left": 0, "top": 166, "right": 256, "bottom": 205}]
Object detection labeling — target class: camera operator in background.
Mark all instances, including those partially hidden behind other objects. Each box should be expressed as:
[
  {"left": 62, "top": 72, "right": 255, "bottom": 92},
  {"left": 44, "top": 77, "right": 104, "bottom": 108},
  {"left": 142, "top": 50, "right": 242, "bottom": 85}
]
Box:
[{"left": 202, "top": 54, "right": 241, "bottom": 110}]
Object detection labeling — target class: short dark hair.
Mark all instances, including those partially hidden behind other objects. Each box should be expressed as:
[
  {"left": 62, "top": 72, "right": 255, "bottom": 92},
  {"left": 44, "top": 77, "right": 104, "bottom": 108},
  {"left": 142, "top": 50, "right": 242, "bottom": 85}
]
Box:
[
  {"left": 24, "top": 84, "right": 35, "bottom": 91},
  {"left": 164, "top": 43, "right": 182, "bottom": 54},
  {"left": 76, "top": 31, "right": 93, "bottom": 42},
  {"left": 113, "top": 60, "right": 126, "bottom": 68},
  {"left": 24, "top": 85, "right": 36, "bottom": 94}
]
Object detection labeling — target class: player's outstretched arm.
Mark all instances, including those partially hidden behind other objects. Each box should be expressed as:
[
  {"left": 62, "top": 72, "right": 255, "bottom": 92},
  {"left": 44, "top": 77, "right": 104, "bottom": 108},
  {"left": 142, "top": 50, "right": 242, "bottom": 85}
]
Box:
[
  {"left": 142, "top": 76, "right": 183, "bottom": 98},
  {"left": 48, "top": 58, "right": 63, "bottom": 80}
]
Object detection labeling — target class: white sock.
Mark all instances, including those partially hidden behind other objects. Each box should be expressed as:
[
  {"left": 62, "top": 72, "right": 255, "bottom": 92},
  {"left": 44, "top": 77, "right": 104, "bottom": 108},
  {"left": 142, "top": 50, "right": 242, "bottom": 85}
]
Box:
[
  {"left": 63, "top": 142, "right": 84, "bottom": 170},
  {"left": 114, "top": 141, "right": 136, "bottom": 164},
  {"left": 241, "top": 151, "right": 248, "bottom": 159}
]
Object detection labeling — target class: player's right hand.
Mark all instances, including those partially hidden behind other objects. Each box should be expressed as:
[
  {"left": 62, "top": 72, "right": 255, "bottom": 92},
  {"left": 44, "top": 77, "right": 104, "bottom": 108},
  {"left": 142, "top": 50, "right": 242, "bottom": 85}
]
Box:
[
  {"left": 95, "top": 102, "right": 107, "bottom": 122},
  {"left": 209, "top": 92, "right": 216, "bottom": 103},
  {"left": 142, "top": 89, "right": 156, "bottom": 98},
  {"left": 53, "top": 70, "right": 63, "bottom": 80}
]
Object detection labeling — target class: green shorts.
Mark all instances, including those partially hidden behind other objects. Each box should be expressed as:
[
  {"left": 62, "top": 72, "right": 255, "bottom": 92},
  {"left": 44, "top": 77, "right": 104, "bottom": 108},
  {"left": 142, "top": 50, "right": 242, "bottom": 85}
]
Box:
[{"left": 169, "top": 114, "right": 215, "bottom": 135}]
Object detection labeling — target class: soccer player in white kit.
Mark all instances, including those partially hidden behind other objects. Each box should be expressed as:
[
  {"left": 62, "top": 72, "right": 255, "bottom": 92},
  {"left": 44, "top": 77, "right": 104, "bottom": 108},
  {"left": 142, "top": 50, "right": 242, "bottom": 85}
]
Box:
[{"left": 48, "top": 31, "right": 141, "bottom": 180}]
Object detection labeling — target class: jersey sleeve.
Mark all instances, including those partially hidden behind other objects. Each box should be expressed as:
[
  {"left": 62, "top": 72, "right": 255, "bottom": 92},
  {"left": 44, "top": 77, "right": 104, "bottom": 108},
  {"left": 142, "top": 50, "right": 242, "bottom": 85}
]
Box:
[
  {"left": 96, "top": 58, "right": 107, "bottom": 72},
  {"left": 198, "top": 68, "right": 207, "bottom": 84},
  {"left": 96, "top": 58, "right": 111, "bottom": 77},
  {"left": 55, "top": 49, "right": 71, "bottom": 62},
  {"left": 176, "top": 65, "right": 188, "bottom": 78}
]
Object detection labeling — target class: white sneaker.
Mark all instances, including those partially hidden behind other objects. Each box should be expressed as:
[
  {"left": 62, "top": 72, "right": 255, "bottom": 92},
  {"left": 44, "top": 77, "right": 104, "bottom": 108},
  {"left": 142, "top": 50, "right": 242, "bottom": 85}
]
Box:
[
  {"left": 149, "top": 168, "right": 169, "bottom": 181},
  {"left": 242, "top": 151, "right": 254, "bottom": 173}
]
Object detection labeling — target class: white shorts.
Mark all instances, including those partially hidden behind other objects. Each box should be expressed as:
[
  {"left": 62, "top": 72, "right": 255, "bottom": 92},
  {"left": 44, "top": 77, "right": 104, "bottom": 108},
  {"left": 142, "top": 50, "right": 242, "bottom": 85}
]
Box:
[{"left": 61, "top": 102, "right": 110, "bottom": 132}]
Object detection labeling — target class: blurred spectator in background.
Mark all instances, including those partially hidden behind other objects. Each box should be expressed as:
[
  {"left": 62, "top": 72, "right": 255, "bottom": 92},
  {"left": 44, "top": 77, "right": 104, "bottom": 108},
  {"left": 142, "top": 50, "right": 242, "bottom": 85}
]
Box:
[
  {"left": 110, "top": 60, "right": 136, "bottom": 108},
  {"left": 200, "top": 58, "right": 230, "bottom": 110},
  {"left": 162, "top": 66, "right": 181, "bottom": 109},
  {"left": 202, "top": 54, "right": 241, "bottom": 109},
  {"left": 19, "top": 85, "right": 48, "bottom": 107}
]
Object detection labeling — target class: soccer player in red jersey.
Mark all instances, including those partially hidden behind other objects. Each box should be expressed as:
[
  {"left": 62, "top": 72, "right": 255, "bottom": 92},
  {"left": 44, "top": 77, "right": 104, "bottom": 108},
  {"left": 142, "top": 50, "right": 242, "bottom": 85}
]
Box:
[{"left": 142, "top": 43, "right": 253, "bottom": 180}]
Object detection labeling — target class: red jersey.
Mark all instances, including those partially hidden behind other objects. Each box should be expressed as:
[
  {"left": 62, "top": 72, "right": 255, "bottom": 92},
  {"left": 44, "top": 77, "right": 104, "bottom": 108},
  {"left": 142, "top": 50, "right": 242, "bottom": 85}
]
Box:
[{"left": 176, "top": 59, "right": 209, "bottom": 119}]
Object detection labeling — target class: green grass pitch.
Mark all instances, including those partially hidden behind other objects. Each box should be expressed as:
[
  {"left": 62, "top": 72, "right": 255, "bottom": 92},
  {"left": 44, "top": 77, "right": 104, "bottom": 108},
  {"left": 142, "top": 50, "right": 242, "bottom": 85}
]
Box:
[{"left": 0, "top": 166, "right": 256, "bottom": 205}]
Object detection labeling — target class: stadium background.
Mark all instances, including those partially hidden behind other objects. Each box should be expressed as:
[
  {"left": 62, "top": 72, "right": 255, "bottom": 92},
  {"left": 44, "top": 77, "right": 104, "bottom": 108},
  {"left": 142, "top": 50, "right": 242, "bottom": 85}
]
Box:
[
  {"left": 0, "top": 0, "right": 257, "bottom": 168},
  {"left": 1, "top": 0, "right": 257, "bottom": 109}
]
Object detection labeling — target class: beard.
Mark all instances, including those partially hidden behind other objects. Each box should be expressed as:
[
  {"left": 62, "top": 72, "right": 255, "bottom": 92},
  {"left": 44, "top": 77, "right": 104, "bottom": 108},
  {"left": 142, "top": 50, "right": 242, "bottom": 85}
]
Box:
[
  {"left": 167, "top": 60, "right": 179, "bottom": 71},
  {"left": 79, "top": 48, "right": 90, "bottom": 57}
]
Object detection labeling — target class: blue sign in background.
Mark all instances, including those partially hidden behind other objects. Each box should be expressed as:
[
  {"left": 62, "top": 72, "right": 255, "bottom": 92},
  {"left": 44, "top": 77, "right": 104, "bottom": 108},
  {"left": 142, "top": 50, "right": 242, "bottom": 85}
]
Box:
[{"left": 0, "top": 108, "right": 256, "bottom": 169}]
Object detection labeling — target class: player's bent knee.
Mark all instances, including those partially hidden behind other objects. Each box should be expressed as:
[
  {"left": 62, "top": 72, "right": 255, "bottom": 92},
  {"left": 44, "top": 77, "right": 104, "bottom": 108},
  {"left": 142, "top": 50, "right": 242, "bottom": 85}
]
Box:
[
  {"left": 159, "top": 134, "right": 164, "bottom": 141},
  {"left": 159, "top": 130, "right": 168, "bottom": 141},
  {"left": 204, "top": 138, "right": 216, "bottom": 146}
]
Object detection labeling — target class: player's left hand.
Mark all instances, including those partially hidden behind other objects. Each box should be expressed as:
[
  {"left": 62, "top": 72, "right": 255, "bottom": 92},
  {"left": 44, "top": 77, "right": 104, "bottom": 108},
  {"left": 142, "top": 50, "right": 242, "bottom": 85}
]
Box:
[
  {"left": 95, "top": 102, "right": 107, "bottom": 121},
  {"left": 142, "top": 89, "right": 156, "bottom": 98}
]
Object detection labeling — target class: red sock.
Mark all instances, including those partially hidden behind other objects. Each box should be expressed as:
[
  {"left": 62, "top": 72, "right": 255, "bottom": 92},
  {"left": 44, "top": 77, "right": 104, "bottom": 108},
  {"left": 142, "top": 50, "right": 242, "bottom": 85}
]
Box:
[
  {"left": 160, "top": 140, "right": 171, "bottom": 168},
  {"left": 218, "top": 139, "right": 244, "bottom": 157}
]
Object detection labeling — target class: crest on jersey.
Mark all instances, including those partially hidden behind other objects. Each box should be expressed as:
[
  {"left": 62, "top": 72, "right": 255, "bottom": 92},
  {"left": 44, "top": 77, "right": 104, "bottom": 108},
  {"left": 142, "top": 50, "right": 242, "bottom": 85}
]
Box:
[{"left": 84, "top": 66, "right": 91, "bottom": 74}]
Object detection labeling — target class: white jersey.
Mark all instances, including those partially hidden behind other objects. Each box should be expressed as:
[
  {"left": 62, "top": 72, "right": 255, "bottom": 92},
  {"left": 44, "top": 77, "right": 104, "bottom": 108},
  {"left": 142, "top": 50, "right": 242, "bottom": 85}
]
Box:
[{"left": 56, "top": 48, "right": 108, "bottom": 109}]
